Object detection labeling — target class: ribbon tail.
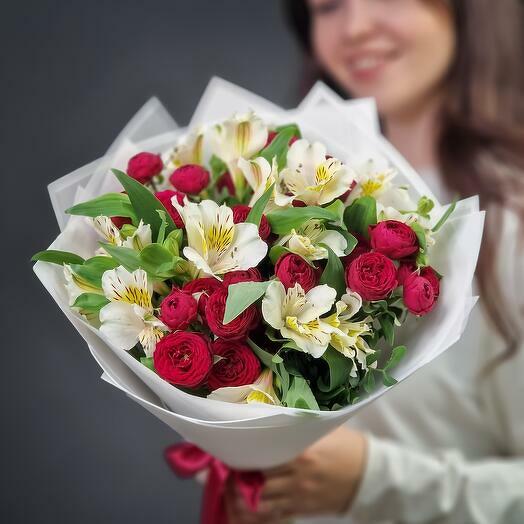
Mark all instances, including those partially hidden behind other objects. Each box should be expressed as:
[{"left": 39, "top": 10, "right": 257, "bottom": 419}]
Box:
[
  {"left": 201, "top": 460, "right": 230, "bottom": 524},
  {"left": 234, "top": 471, "right": 265, "bottom": 512},
  {"left": 165, "top": 442, "right": 212, "bottom": 477}
]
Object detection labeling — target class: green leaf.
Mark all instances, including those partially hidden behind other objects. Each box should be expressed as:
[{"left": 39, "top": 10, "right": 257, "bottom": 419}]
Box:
[
  {"left": 285, "top": 376, "right": 320, "bottom": 410},
  {"left": 319, "top": 245, "right": 346, "bottom": 298},
  {"left": 209, "top": 155, "right": 228, "bottom": 182},
  {"left": 247, "top": 338, "right": 277, "bottom": 372},
  {"left": 69, "top": 256, "right": 119, "bottom": 289},
  {"left": 381, "top": 371, "right": 398, "bottom": 387},
  {"left": 272, "top": 354, "right": 284, "bottom": 364},
  {"left": 223, "top": 281, "right": 271, "bottom": 324},
  {"left": 246, "top": 183, "right": 274, "bottom": 227},
  {"left": 266, "top": 206, "right": 339, "bottom": 235},
  {"left": 379, "top": 315, "right": 395, "bottom": 346},
  {"left": 417, "top": 196, "right": 435, "bottom": 218},
  {"left": 259, "top": 126, "right": 296, "bottom": 170},
  {"left": 432, "top": 199, "right": 457, "bottom": 232},
  {"left": 319, "top": 346, "right": 353, "bottom": 393},
  {"left": 140, "top": 243, "right": 177, "bottom": 273},
  {"left": 383, "top": 345, "right": 407, "bottom": 372},
  {"left": 343, "top": 196, "right": 377, "bottom": 239},
  {"left": 72, "top": 293, "right": 109, "bottom": 312},
  {"left": 66, "top": 192, "right": 137, "bottom": 222},
  {"left": 362, "top": 369, "right": 376, "bottom": 394},
  {"left": 156, "top": 209, "right": 168, "bottom": 245},
  {"left": 31, "top": 250, "right": 85, "bottom": 265},
  {"left": 140, "top": 357, "right": 155, "bottom": 372},
  {"left": 112, "top": 169, "right": 176, "bottom": 240},
  {"left": 324, "top": 199, "right": 346, "bottom": 227},
  {"left": 275, "top": 122, "right": 301, "bottom": 138},
  {"left": 410, "top": 222, "right": 427, "bottom": 252}
]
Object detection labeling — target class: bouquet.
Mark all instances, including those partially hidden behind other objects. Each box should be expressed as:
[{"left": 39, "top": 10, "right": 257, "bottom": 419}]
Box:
[{"left": 33, "top": 79, "right": 483, "bottom": 476}]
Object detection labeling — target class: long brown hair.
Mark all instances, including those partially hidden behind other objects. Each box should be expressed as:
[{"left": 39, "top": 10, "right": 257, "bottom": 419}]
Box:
[{"left": 283, "top": 0, "right": 524, "bottom": 363}]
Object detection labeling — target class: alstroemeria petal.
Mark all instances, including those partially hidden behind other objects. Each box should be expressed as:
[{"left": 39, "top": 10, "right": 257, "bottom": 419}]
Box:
[
  {"left": 262, "top": 280, "right": 286, "bottom": 329},
  {"left": 298, "top": 284, "right": 337, "bottom": 323},
  {"left": 101, "top": 267, "right": 153, "bottom": 310},
  {"left": 99, "top": 302, "right": 145, "bottom": 350}
]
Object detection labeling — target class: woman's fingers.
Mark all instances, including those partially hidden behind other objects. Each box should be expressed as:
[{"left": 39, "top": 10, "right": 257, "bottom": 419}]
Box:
[{"left": 261, "top": 475, "right": 295, "bottom": 499}]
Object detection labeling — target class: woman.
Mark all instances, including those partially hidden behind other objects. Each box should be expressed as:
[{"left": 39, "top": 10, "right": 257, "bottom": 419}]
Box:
[{"left": 226, "top": 0, "right": 524, "bottom": 522}]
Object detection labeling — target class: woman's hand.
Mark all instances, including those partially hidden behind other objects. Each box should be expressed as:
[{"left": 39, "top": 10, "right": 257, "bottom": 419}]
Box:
[{"left": 225, "top": 427, "right": 367, "bottom": 523}]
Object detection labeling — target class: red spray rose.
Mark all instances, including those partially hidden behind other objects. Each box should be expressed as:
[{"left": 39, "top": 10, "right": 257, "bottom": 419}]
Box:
[
  {"left": 369, "top": 220, "right": 419, "bottom": 259},
  {"left": 205, "top": 287, "right": 258, "bottom": 340},
  {"left": 183, "top": 277, "right": 225, "bottom": 318},
  {"left": 159, "top": 288, "right": 198, "bottom": 330},
  {"left": 346, "top": 252, "right": 398, "bottom": 301},
  {"left": 232, "top": 204, "right": 271, "bottom": 241},
  {"left": 110, "top": 216, "right": 132, "bottom": 229},
  {"left": 155, "top": 190, "right": 185, "bottom": 228},
  {"left": 274, "top": 253, "right": 319, "bottom": 292},
  {"left": 207, "top": 339, "right": 261, "bottom": 390},
  {"left": 403, "top": 273, "right": 436, "bottom": 316},
  {"left": 127, "top": 152, "right": 163, "bottom": 184},
  {"left": 154, "top": 332, "right": 213, "bottom": 388},
  {"left": 223, "top": 268, "right": 262, "bottom": 287},
  {"left": 169, "top": 164, "right": 210, "bottom": 194},
  {"left": 420, "top": 266, "right": 440, "bottom": 297},
  {"left": 397, "top": 261, "right": 440, "bottom": 298}
]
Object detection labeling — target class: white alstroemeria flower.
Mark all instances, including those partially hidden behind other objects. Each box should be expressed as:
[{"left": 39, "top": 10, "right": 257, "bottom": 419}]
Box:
[
  {"left": 237, "top": 155, "right": 279, "bottom": 209},
  {"left": 347, "top": 155, "right": 416, "bottom": 210},
  {"left": 91, "top": 217, "right": 152, "bottom": 252},
  {"left": 63, "top": 264, "right": 103, "bottom": 306},
  {"left": 99, "top": 267, "right": 167, "bottom": 357},
  {"left": 212, "top": 112, "right": 268, "bottom": 164},
  {"left": 262, "top": 281, "right": 337, "bottom": 358},
  {"left": 207, "top": 368, "right": 280, "bottom": 405},
  {"left": 274, "top": 139, "right": 354, "bottom": 206},
  {"left": 166, "top": 127, "right": 205, "bottom": 169},
  {"left": 325, "top": 290, "right": 375, "bottom": 376},
  {"left": 278, "top": 220, "right": 347, "bottom": 261},
  {"left": 121, "top": 220, "right": 152, "bottom": 251},
  {"left": 172, "top": 198, "right": 268, "bottom": 277}
]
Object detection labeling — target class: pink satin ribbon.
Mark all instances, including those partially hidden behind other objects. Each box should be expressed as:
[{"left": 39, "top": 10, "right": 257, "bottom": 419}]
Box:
[{"left": 165, "top": 443, "right": 264, "bottom": 524}]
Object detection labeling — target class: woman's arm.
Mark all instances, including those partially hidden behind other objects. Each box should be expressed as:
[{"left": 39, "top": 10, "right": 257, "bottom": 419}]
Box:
[{"left": 351, "top": 434, "right": 524, "bottom": 524}]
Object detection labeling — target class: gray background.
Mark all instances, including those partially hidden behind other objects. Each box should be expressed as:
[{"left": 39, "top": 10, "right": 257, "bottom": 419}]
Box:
[{"left": 1, "top": 2, "right": 301, "bottom": 522}]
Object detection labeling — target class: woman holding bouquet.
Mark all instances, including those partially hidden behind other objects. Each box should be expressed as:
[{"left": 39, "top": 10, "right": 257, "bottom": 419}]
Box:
[{"left": 227, "top": 0, "right": 524, "bottom": 522}]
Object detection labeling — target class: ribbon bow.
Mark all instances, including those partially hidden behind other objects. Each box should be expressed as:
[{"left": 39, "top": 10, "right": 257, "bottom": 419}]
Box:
[{"left": 165, "top": 442, "right": 265, "bottom": 524}]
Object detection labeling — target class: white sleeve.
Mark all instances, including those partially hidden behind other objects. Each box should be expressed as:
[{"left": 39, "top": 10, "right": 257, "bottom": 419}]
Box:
[{"left": 350, "top": 434, "right": 524, "bottom": 524}]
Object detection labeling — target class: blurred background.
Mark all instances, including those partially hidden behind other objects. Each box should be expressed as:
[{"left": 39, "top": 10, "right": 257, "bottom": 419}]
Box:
[{"left": 0, "top": 2, "right": 300, "bottom": 523}]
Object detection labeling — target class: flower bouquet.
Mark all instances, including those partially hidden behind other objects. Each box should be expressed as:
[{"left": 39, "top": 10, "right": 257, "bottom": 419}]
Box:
[{"left": 33, "top": 79, "right": 483, "bottom": 476}]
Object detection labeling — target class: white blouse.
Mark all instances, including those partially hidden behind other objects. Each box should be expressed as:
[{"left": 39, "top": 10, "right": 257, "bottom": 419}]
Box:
[{"left": 299, "top": 170, "right": 524, "bottom": 524}]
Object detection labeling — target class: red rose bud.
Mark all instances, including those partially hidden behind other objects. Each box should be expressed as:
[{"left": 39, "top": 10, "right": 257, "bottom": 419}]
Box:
[
  {"left": 232, "top": 204, "right": 271, "bottom": 241},
  {"left": 403, "top": 273, "right": 436, "bottom": 316},
  {"left": 420, "top": 266, "right": 440, "bottom": 297},
  {"left": 275, "top": 253, "right": 319, "bottom": 292},
  {"left": 346, "top": 252, "right": 398, "bottom": 301},
  {"left": 169, "top": 164, "right": 210, "bottom": 195},
  {"left": 154, "top": 332, "right": 213, "bottom": 388},
  {"left": 216, "top": 171, "right": 236, "bottom": 196},
  {"left": 183, "top": 277, "right": 225, "bottom": 318},
  {"left": 110, "top": 216, "right": 132, "bottom": 229},
  {"left": 127, "top": 152, "right": 163, "bottom": 184},
  {"left": 205, "top": 287, "right": 257, "bottom": 340},
  {"left": 397, "top": 260, "right": 418, "bottom": 286},
  {"left": 208, "top": 339, "right": 261, "bottom": 390},
  {"left": 159, "top": 288, "right": 198, "bottom": 331},
  {"left": 369, "top": 220, "right": 419, "bottom": 259},
  {"left": 223, "top": 268, "right": 263, "bottom": 287},
  {"left": 155, "top": 189, "right": 185, "bottom": 228}
]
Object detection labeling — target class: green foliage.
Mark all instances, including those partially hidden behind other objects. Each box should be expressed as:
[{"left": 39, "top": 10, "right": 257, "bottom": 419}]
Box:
[
  {"left": 258, "top": 125, "right": 296, "bottom": 169},
  {"left": 246, "top": 183, "right": 274, "bottom": 227},
  {"left": 318, "top": 346, "right": 354, "bottom": 393},
  {"left": 223, "top": 281, "right": 271, "bottom": 324},
  {"left": 343, "top": 196, "right": 377, "bottom": 239},
  {"left": 69, "top": 256, "right": 119, "bottom": 289},
  {"left": 112, "top": 169, "right": 176, "bottom": 240},
  {"left": 432, "top": 199, "right": 457, "bottom": 232},
  {"left": 66, "top": 192, "right": 137, "bottom": 222},
  {"left": 319, "top": 245, "right": 346, "bottom": 298},
  {"left": 266, "top": 206, "right": 339, "bottom": 235},
  {"left": 72, "top": 293, "right": 109, "bottom": 312},
  {"left": 284, "top": 376, "right": 319, "bottom": 410},
  {"left": 31, "top": 250, "right": 84, "bottom": 265}
]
